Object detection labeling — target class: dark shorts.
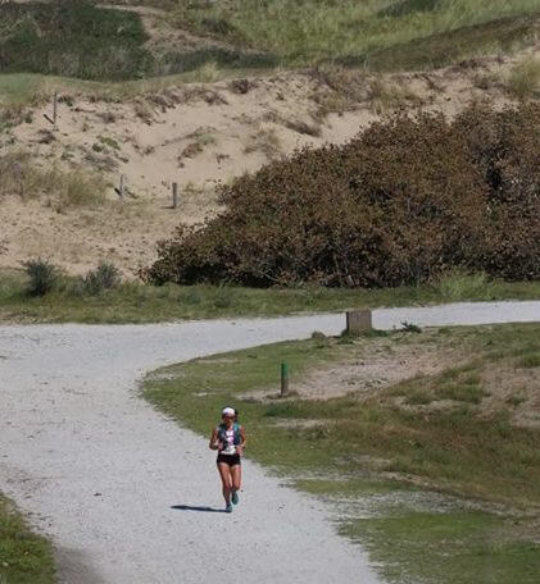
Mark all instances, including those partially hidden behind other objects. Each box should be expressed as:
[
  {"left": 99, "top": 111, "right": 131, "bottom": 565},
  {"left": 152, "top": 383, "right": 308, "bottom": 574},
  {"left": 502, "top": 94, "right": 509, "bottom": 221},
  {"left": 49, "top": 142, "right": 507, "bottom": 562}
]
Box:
[{"left": 217, "top": 453, "right": 241, "bottom": 467}]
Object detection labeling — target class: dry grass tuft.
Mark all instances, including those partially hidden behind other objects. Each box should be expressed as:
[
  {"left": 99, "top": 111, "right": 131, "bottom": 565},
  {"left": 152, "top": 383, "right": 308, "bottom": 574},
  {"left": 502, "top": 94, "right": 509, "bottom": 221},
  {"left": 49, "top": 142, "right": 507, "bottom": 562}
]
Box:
[
  {"left": 368, "top": 78, "right": 423, "bottom": 114},
  {"left": 244, "top": 127, "right": 282, "bottom": 159},
  {"left": 0, "top": 151, "right": 106, "bottom": 211},
  {"left": 506, "top": 57, "right": 540, "bottom": 99}
]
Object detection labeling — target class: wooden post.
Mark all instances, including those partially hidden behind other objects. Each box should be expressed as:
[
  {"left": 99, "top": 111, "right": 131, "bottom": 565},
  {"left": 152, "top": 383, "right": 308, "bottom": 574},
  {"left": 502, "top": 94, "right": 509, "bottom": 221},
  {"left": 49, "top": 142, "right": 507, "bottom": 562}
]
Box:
[
  {"left": 118, "top": 174, "right": 125, "bottom": 199},
  {"left": 280, "top": 362, "right": 289, "bottom": 397},
  {"left": 43, "top": 92, "right": 59, "bottom": 128},
  {"left": 346, "top": 309, "right": 372, "bottom": 334},
  {"left": 53, "top": 92, "right": 58, "bottom": 130},
  {"left": 172, "top": 182, "right": 178, "bottom": 209}
]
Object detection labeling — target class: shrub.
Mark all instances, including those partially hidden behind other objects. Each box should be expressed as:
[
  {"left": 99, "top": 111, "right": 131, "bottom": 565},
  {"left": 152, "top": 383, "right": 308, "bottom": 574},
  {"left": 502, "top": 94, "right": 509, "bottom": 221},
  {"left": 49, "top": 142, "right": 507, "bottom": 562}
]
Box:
[
  {"left": 23, "top": 258, "right": 58, "bottom": 296},
  {"left": 455, "top": 104, "right": 540, "bottom": 280},
  {"left": 507, "top": 58, "right": 540, "bottom": 99},
  {"left": 83, "top": 262, "right": 121, "bottom": 295},
  {"left": 145, "top": 103, "right": 540, "bottom": 288},
  {"left": 0, "top": 1, "right": 151, "bottom": 81}
]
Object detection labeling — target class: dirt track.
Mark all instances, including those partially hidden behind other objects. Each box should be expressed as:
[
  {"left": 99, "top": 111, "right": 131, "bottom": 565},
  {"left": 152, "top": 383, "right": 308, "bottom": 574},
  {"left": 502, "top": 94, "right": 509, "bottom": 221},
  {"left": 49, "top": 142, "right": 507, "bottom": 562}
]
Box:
[{"left": 1, "top": 302, "right": 539, "bottom": 583}]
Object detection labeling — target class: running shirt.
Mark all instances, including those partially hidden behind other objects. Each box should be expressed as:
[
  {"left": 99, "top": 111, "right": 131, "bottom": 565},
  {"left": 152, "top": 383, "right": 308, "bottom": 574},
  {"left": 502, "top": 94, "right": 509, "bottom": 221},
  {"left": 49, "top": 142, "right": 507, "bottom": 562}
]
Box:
[
  {"left": 221, "top": 427, "right": 236, "bottom": 455},
  {"left": 217, "top": 423, "right": 241, "bottom": 455}
]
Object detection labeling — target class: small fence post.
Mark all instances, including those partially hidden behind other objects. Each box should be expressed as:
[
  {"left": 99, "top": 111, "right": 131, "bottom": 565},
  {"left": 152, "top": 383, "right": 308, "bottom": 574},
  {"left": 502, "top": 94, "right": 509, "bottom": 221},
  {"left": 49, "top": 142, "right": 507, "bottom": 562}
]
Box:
[
  {"left": 280, "top": 362, "right": 289, "bottom": 397},
  {"left": 346, "top": 309, "right": 372, "bottom": 334},
  {"left": 43, "top": 92, "right": 59, "bottom": 128},
  {"left": 172, "top": 182, "right": 178, "bottom": 209},
  {"left": 117, "top": 174, "right": 125, "bottom": 199},
  {"left": 53, "top": 91, "right": 58, "bottom": 130}
]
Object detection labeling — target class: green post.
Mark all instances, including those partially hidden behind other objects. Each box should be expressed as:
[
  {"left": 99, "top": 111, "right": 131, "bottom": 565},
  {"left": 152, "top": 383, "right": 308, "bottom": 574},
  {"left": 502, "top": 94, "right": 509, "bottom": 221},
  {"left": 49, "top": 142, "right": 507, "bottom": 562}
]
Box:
[{"left": 281, "top": 361, "right": 289, "bottom": 397}]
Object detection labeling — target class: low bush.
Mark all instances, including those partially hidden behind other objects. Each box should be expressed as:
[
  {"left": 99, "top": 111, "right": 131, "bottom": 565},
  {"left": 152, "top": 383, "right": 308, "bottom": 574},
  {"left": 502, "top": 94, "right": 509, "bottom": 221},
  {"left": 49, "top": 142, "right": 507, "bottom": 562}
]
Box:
[
  {"left": 23, "top": 258, "right": 58, "bottom": 296},
  {"left": 145, "top": 103, "right": 540, "bottom": 288},
  {"left": 83, "top": 262, "right": 121, "bottom": 295},
  {"left": 507, "top": 58, "right": 540, "bottom": 99},
  {"left": 456, "top": 104, "right": 540, "bottom": 280}
]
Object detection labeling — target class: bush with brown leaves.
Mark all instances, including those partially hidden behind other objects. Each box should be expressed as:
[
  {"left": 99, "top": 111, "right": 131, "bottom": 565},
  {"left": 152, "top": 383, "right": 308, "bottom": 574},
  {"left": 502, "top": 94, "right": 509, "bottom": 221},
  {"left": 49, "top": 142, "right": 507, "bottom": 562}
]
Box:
[{"left": 145, "top": 104, "right": 540, "bottom": 288}]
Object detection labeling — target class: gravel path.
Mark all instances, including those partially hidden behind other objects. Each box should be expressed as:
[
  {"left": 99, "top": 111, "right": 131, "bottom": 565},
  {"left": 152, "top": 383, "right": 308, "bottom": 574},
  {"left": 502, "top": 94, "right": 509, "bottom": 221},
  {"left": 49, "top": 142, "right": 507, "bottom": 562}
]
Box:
[{"left": 1, "top": 301, "right": 539, "bottom": 584}]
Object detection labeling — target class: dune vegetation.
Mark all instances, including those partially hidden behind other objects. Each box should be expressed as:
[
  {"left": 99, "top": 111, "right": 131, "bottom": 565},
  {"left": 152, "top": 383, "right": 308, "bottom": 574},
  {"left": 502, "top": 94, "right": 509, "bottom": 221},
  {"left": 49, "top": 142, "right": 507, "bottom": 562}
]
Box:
[
  {"left": 173, "top": 0, "right": 540, "bottom": 69},
  {"left": 0, "top": 0, "right": 539, "bottom": 83},
  {"left": 146, "top": 103, "right": 540, "bottom": 288}
]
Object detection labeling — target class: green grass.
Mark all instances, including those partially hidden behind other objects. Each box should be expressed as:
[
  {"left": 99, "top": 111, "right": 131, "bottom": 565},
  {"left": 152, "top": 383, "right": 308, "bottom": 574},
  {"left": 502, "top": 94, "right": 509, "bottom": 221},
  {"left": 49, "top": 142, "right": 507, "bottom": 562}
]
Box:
[
  {"left": 0, "top": 0, "right": 538, "bottom": 91},
  {"left": 0, "top": 64, "right": 274, "bottom": 108},
  {"left": 517, "top": 353, "right": 540, "bottom": 368},
  {"left": 0, "top": 495, "right": 56, "bottom": 584},
  {"left": 174, "top": 0, "right": 540, "bottom": 70},
  {"left": 0, "top": 1, "right": 150, "bottom": 81},
  {"left": 294, "top": 477, "right": 411, "bottom": 496},
  {"left": 142, "top": 322, "right": 540, "bottom": 583},
  {"left": 0, "top": 0, "right": 277, "bottom": 83},
  {"left": 0, "top": 269, "right": 538, "bottom": 323},
  {"left": 343, "top": 511, "right": 540, "bottom": 584},
  {"left": 0, "top": 74, "right": 46, "bottom": 105},
  {"left": 349, "top": 12, "right": 539, "bottom": 71},
  {"left": 143, "top": 323, "right": 540, "bottom": 504},
  {"left": 434, "top": 371, "right": 488, "bottom": 404}
]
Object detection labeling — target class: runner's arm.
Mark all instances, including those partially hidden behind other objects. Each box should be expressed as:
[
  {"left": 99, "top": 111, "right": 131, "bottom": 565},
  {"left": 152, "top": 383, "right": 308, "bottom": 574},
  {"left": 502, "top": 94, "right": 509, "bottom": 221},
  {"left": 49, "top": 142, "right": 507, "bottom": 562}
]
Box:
[
  {"left": 237, "top": 426, "right": 247, "bottom": 454},
  {"left": 209, "top": 428, "right": 220, "bottom": 450}
]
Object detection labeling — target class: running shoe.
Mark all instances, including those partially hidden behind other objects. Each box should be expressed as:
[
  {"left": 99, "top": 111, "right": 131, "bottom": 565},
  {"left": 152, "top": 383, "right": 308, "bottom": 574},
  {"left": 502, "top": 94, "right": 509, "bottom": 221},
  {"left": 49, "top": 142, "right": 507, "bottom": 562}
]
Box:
[
  {"left": 231, "top": 490, "right": 239, "bottom": 505},
  {"left": 225, "top": 503, "right": 233, "bottom": 513}
]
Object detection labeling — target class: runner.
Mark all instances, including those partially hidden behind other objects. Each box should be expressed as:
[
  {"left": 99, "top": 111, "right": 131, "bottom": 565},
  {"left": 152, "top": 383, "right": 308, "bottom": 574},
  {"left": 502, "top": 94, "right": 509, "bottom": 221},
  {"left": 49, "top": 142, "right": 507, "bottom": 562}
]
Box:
[{"left": 209, "top": 406, "right": 246, "bottom": 513}]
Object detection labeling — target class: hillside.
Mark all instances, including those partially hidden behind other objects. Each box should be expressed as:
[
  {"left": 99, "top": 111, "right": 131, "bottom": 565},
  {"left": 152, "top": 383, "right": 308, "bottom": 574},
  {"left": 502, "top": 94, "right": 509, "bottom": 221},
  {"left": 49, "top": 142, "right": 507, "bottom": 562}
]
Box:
[{"left": 0, "top": 0, "right": 539, "bottom": 277}]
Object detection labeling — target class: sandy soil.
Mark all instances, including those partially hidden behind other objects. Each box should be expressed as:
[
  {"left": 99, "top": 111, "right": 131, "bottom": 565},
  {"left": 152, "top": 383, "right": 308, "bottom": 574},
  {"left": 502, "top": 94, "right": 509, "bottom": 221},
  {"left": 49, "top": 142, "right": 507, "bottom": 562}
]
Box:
[
  {"left": 242, "top": 338, "right": 467, "bottom": 402},
  {"left": 241, "top": 303, "right": 540, "bottom": 428},
  {"left": 482, "top": 364, "right": 540, "bottom": 429},
  {"left": 1, "top": 42, "right": 538, "bottom": 276}
]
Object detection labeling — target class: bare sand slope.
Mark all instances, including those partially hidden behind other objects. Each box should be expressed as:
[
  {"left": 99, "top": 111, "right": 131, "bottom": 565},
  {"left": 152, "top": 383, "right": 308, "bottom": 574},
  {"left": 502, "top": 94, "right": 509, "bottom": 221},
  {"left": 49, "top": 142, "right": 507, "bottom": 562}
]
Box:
[
  {"left": 1, "top": 302, "right": 539, "bottom": 583},
  {"left": 2, "top": 43, "right": 537, "bottom": 276}
]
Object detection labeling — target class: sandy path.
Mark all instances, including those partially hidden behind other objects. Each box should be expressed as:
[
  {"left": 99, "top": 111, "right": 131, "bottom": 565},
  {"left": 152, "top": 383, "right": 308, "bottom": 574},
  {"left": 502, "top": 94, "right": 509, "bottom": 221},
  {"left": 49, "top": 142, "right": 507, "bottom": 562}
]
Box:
[{"left": 1, "top": 301, "right": 539, "bottom": 584}]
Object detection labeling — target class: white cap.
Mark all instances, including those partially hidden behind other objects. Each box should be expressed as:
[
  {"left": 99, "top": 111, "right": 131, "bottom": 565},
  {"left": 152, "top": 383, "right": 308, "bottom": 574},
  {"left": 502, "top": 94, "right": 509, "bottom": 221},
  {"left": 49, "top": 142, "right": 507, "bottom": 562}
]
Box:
[{"left": 221, "top": 407, "right": 235, "bottom": 417}]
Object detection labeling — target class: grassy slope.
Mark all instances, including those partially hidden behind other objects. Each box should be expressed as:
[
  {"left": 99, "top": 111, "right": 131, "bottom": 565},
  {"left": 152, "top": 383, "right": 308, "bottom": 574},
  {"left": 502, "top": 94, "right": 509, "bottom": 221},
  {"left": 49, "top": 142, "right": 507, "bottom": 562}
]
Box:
[
  {"left": 176, "top": 0, "right": 540, "bottom": 69},
  {"left": 0, "top": 495, "right": 56, "bottom": 584},
  {"left": 344, "top": 511, "right": 540, "bottom": 584},
  {"left": 0, "top": 0, "right": 538, "bottom": 93},
  {"left": 0, "top": 1, "right": 150, "bottom": 81},
  {"left": 0, "top": 270, "right": 539, "bottom": 323},
  {"left": 0, "top": 0, "right": 276, "bottom": 84},
  {"left": 143, "top": 323, "right": 540, "bottom": 584}
]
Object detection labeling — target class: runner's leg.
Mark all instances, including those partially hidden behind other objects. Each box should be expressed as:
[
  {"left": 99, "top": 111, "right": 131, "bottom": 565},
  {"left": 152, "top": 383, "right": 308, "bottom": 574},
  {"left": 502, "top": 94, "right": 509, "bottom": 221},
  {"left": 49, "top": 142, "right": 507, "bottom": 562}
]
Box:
[
  {"left": 231, "top": 464, "right": 242, "bottom": 504},
  {"left": 217, "top": 462, "right": 232, "bottom": 505}
]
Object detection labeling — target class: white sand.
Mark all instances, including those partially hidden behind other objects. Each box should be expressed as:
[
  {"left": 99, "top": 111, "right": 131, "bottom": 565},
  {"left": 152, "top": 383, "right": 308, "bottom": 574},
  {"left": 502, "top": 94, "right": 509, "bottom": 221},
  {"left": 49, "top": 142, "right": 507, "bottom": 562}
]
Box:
[{"left": 3, "top": 44, "right": 535, "bottom": 277}]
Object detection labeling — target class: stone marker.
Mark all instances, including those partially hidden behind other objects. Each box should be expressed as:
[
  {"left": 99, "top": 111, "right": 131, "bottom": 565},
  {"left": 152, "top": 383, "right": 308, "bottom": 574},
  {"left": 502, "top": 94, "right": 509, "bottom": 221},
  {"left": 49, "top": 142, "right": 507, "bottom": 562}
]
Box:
[{"left": 346, "top": 309, "right": 372, "bottom": 333}]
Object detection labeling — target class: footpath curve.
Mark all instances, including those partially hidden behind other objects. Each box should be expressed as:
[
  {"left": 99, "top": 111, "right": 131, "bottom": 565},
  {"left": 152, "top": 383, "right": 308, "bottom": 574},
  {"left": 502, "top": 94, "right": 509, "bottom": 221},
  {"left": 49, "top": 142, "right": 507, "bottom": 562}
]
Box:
[{"left": 1, "top": 301, "right": 539, "bottom": 584}]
